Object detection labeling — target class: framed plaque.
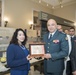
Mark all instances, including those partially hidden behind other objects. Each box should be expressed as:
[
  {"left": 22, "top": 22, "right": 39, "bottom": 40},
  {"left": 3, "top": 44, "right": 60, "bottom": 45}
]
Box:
[{"left": 29, "top": 43, "right": 45, "bottom": 57}]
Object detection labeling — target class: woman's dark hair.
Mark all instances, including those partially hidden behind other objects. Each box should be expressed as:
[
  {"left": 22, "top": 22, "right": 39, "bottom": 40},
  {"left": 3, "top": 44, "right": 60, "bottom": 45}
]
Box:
[{"left": 10, "top": 28, "right": 27, "bottom": 45}]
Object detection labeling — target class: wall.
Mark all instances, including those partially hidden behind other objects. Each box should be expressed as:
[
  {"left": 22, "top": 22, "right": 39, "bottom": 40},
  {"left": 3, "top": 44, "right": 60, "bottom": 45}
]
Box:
[
  {"left": 3, "top": 0, "right": 53, "bottom": 29},
  {"left": 0, "top": 1, "right": 1, "bottom": 26},
  {"left": 53, "top": 3, "right": 76, "bottom": 34},
  {"left": 53, "top": 3, "right": 76, "bottom": 22}
]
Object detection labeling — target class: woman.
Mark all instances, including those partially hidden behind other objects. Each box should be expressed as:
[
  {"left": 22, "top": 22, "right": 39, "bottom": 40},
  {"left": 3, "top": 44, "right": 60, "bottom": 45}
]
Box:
[{"left": 7, "top": 28, "right": 31, "bottom": 75}]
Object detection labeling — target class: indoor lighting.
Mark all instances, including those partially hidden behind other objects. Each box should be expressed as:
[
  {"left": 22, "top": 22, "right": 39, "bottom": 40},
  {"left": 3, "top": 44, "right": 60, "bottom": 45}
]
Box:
[
  {"left": 38, "top": 0, "right": 63, "bottom": 9},
  {"left": 39, "top": 0, "right": 41, "bottom": 3},
  {"left": 29, "top": 21, "right": 33, "bottom": 25},
  {"left": 47, "top": 4, "right": 48, "bottom": 6},
  {"left": 60, "top": 4, "right": 63, "bottom": 8},
  {"left": 4, "top": 17, "right": 8, "bottom": 27},
  {"left": 74, "top": 22, "right": 76, "bottom": 26},
  {"left": 58, "top": 0, "right": 63, "bottom": 8},
  {"left": 28, "top": 21, "right": 33, "bottom": 29},
  {"left": 52, "top": 6, "right": 55, "bottom": 9}
]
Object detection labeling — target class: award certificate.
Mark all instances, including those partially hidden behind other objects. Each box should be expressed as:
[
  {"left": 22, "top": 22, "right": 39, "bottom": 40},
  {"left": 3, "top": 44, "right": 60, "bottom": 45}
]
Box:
[{"left": 29, "top": 43, "right": 45, "bottom": 57}]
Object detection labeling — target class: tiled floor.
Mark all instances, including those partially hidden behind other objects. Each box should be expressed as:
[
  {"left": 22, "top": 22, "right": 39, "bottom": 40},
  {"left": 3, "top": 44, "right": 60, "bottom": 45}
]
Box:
[{"left": 29, "top": 66, "right": 44, "bottom": 75}]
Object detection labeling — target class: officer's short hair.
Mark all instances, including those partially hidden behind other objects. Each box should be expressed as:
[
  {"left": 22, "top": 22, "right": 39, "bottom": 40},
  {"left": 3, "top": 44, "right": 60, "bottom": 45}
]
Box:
[{"left": 69, "top": 27, "right": 75, "bottom": 31}]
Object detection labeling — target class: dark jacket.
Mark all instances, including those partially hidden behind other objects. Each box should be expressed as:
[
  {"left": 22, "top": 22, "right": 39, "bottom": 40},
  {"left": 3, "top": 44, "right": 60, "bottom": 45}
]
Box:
[
  {"left": 7, "top": 44, "right": 30, "bottom": 70},
  {"left": 43, "top": 30, "right": 69, "bottom": 73},
  {"left": 70, "top": 39, "right": 76, "bottom": 72}
]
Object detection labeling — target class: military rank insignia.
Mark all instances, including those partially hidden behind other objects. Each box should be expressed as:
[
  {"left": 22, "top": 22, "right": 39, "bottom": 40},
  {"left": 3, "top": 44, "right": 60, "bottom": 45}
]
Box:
[{"left": 53, "top": 40, "right": 59, "bottom": 43}]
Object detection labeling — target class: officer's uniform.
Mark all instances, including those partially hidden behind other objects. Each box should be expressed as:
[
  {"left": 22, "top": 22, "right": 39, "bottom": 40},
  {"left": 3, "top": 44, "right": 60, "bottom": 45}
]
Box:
[{"left": 43, "top": 30, "right": 69, "bottom": 75}]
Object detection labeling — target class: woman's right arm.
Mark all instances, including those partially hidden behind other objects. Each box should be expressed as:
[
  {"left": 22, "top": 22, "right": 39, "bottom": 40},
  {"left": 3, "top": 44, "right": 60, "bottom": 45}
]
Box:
[{"left": 7, "top": 45, "right": 28, "bottom": 68}]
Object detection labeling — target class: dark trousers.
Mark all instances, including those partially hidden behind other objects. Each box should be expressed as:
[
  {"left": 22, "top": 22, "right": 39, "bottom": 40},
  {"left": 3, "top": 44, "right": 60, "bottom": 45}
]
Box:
[
  {"left": 66, "top": 61, "right": 72, "bottom": 75},
  {"left": 10, "top": 70, "right": 28, "bottom": 75},
  {"left": 45, "top": 72, "right": 63, "bottom": 75}
]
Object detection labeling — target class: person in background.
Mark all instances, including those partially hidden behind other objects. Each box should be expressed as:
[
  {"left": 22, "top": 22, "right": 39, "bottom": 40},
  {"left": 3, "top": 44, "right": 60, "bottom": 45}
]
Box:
[
  {"left": 69, "top": 27, "right": 76, "bottom": 43},
  {"left": 7, "top": 28, "right": 31, "bottom": 75},
  {"left": 57, "top": 25, "right": 63, "bottom": 32},
  {"left": 64, "top": 29, "right": 69, "bottom": 34},
  {"left": 70, "top": 39, "right": 76, "bottom": 75},
  {"left": 69, "top": 27, "right": 76, "bottom": 75},
  {"left": 64, "top": 29, "right": 72, "bottom": 75},
  {"left": 57, "top": 26, "right": 72, "bottom": 75},
  {"left": 43, "top": 19, "right": 69, "bottom": 75}
]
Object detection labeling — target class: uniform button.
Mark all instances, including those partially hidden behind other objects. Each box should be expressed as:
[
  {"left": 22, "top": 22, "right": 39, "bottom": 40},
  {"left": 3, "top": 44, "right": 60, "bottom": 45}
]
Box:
[
  {"left": 48, "top": 47, "right": 49, "bottom": 48},
  {"left": 48, "top": 43, "right": 50, "bottom": 45},
  {"left": 47, "top": 51, "right": 49, "bottom": 52}
]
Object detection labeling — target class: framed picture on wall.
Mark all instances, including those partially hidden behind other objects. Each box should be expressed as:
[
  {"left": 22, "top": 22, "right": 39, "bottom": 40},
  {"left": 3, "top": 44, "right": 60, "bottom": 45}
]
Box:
[{"left": 33, "top": 16, "right": 38, "bottom": 24}]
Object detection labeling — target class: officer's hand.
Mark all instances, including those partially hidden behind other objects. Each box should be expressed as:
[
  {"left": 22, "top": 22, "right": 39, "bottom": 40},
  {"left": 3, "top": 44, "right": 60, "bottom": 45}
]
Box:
[
  {"left": 72, "top": 71, "right": 76, "bottom": 75},
  {"left": 44, "top": 53, "right": 51, "bottom": 59}
]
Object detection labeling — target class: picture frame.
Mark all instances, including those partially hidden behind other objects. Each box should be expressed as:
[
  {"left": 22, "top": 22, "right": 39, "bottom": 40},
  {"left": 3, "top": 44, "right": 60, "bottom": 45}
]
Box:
[{"left": 29, "top": 43, "right": 45, "bottom": 57}]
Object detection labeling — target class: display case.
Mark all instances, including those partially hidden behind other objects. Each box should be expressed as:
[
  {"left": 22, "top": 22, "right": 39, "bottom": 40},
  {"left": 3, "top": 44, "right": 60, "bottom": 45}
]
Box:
[{"left": 0, "top": 27, "right": 15, "bottom": 60}]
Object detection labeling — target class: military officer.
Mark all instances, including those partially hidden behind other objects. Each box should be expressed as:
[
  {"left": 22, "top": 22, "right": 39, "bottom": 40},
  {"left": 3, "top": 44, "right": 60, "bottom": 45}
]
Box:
[{"left": 43, "top": 19, "right": 69, "bottom": 75}]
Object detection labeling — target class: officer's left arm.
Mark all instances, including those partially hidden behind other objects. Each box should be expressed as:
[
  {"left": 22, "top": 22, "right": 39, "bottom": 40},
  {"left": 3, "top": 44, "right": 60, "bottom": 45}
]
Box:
[{"left": 51, "top": 35, "right": 69, "bottom": 60}]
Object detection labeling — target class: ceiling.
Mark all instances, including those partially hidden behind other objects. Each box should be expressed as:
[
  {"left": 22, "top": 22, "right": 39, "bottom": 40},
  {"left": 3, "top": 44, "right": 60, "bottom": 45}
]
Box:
[
  {"left": 42, "top": 0, "right": 75, "bottom": 6},
  {"left": 31, "top": 0, "right": 76, "bottom": 9}
]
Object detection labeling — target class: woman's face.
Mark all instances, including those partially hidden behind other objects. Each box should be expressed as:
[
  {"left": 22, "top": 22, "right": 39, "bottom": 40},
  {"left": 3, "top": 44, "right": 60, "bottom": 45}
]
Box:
[{"left": 17, "top": 31, "right": 25, "bottom": 43}]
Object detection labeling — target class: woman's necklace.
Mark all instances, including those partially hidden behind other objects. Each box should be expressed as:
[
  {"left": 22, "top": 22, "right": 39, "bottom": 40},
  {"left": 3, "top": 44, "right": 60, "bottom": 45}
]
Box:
[{"left": 19, "top": 45, "right": 25, "bottom": 50}]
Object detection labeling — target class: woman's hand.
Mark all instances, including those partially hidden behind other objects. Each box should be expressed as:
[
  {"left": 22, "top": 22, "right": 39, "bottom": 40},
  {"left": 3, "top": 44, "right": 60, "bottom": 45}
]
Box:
[
  {"left": 72, "top": 71, "right": 76, "bottom": 75},
  {"left": 26, "top": 55, "right": 32, "bottom": 60}
]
